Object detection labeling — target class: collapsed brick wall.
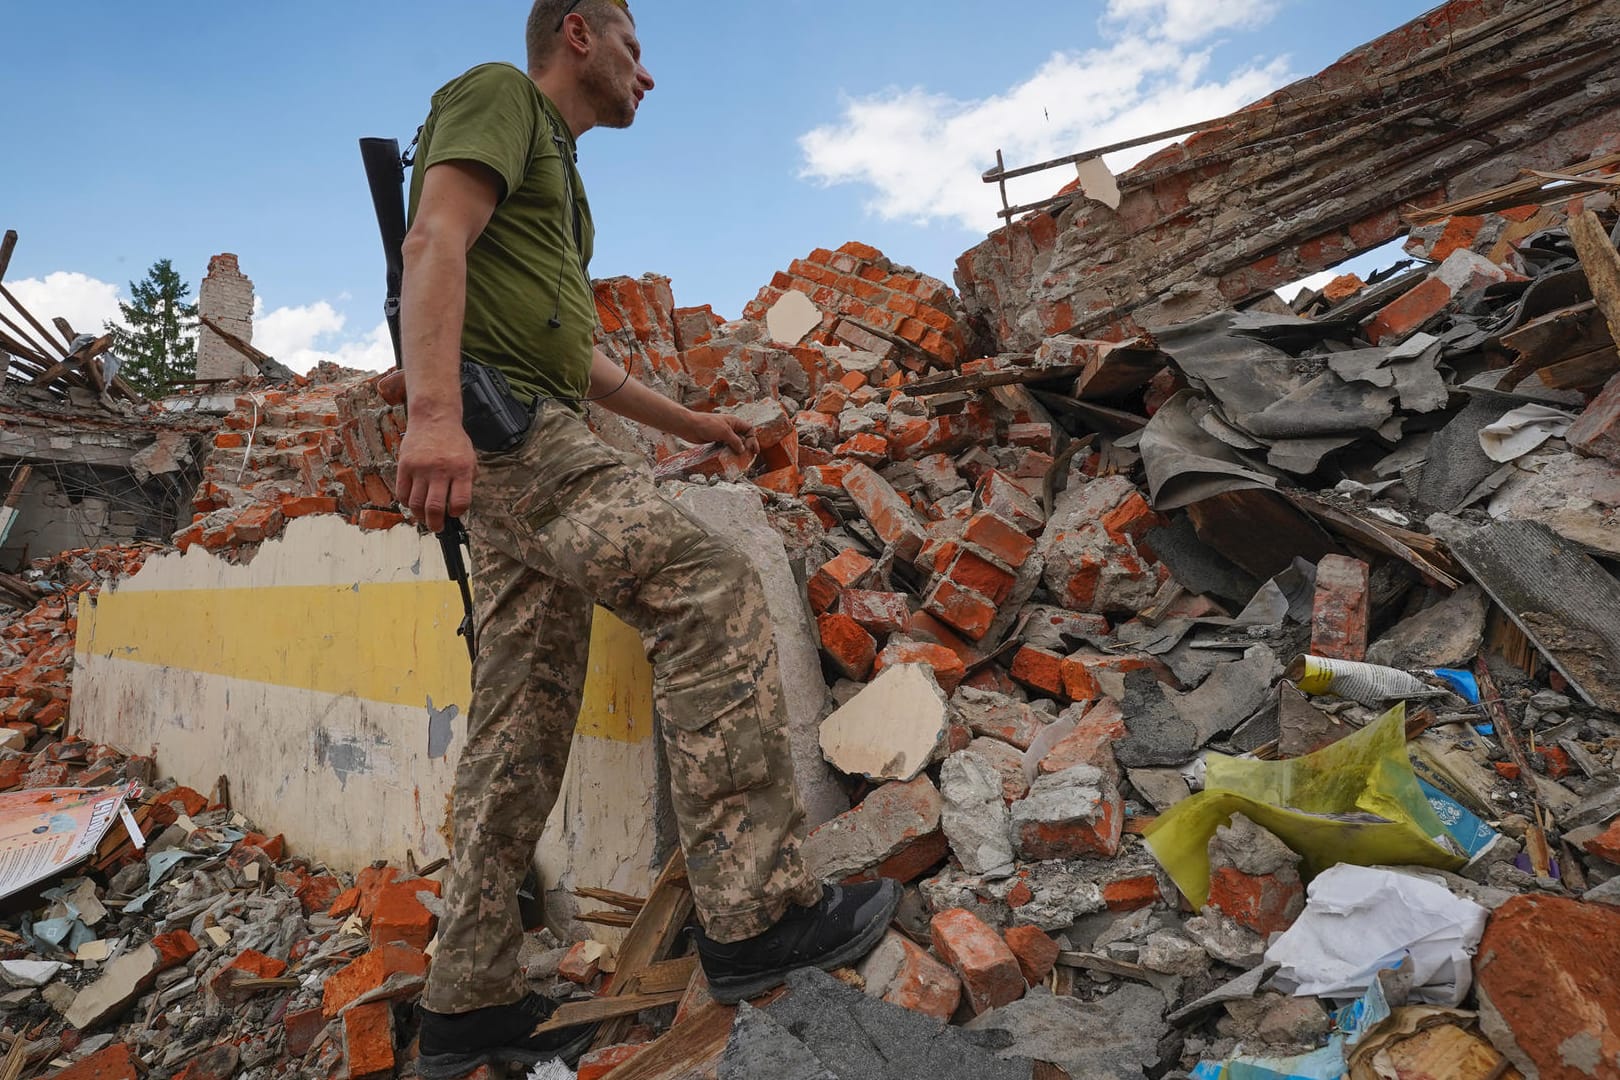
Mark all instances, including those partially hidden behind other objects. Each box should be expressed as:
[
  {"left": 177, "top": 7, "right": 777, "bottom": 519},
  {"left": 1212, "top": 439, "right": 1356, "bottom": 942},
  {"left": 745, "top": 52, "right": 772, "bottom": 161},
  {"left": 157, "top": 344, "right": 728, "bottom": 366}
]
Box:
[
  {"left": 957, "top": 0, "right": 1620, "bottom": 351},
  {"left": 176, "top": 364, "right": 406, "bottom": 556},
  {"left": 196, "top": 253, "right": 257, "bottom": 381}
]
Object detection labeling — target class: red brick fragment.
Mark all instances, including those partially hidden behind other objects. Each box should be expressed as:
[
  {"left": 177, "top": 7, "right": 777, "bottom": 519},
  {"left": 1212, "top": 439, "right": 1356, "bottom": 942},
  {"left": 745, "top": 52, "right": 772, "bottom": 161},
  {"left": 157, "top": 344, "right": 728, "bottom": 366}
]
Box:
[
  {"left": 578, "top": 1044, "right": 646, "bottom": 1080},
  {"left": 930, "top": 908, "right": 1026, "bottom": 1014},
  {"left": 370, "top": 878, "right": 440, "bottom": 951},
  {"left": 1003, "top": 925, "right": 1060, "bottom": 986},
  {"left": 808, "top": 549, "right": 874, "bottom": 615},
  {"left": 322, "top": 943, "right": 431, "bottom": 1017},
  {"left": 818, "top": 612, "right": 877, "bottom": 681},
  {"left": 873, "top": 641, "right": 966, "bottom": 693},
  {"left": 1310, "top": 554, "right": 1370, "bottom": 662},
  {"left": 1474, "top": 894, "right": 1620, "bottom": 1080},
  {"left": 48, "top": 1043, "right": 139, "bottom": 1080},
  {"left": 343, "top": 1000, "right": 396, "bottom": 1079},
  {"left": 840, "top": 589, "right": 910, "bottom": 635}
]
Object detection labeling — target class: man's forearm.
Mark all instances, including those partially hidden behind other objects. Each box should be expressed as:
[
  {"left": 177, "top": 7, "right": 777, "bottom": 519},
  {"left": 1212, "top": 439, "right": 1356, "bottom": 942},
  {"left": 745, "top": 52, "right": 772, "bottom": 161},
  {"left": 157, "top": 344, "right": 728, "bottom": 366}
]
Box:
[
  {"left": 399, "top": 233, "right": 470, "bottom": 423},
  {"left": 588, "top": 349, "right": 694, "bottom": 437}
]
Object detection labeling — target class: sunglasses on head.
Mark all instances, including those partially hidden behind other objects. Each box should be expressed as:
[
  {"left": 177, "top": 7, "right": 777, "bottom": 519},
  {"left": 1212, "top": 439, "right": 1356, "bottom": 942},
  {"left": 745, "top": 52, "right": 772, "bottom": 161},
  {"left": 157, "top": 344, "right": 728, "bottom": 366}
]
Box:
[{"left": 555, "top": 0, "right": 628, "bottom": 32}]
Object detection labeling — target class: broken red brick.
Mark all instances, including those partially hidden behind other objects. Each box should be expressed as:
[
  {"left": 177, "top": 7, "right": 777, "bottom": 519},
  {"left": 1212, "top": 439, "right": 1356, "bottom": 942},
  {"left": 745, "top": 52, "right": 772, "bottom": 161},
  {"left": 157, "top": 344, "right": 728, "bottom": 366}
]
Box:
[
  {"left": 1474, "top": 894, "right": 1620, "bottom": 1080},
  {"left": 578, "top": 1044, "right": 646, "bottom": 1080},
  {"left": 343, "top": 1000, "right": 395, "bottom": 1079},
  {"left": 1002, "top": 925, "right": 1060, "bottom": 986},
  {"left": 808, "top": 549, "right": 875, "bottom": 615},
  {"left": 1102, "top": 876, "right": 1162, "bottom": 912},
  {"left": 150, "top": 931, "right": 200, "bottom": 972},
  {"left": 962, "top": 511, "right": 1036, "bottom": 568},
  {"left": 322, "top": 943, "right": 430, "bottom": 1018},
  {"left": 1310, "top": 554, "right": 1370, "bottom": 662},
  {"left": 1010, "top": 647, "right": 1066, "bottom": 699},
  {"left": 296, "top": 874, "right": 343, "bottom": 916},
  {"left": 818, "top": 612, "right": 877, "bottom": 681},
  {"left": 922, "top": 577, "right": 999, "bottom": 642},
  {"left": 840, "top": 589, "right": 910, "bottom": 635},
  {"left": 559, "top": 941, "right": 605, "bottom": 985},
  {"left": 1569, "top": 370, "right": 1620, "bottom": 466},
  {"left": 873, "top": 641, "right": 966, "bottom": 694},
  {"left": 930, "top": 908, "right": 1026, "bottom": 1014},
  {"left": 946, "top": 549, "right": 1017, "bottom": 606},
  {"left": 49, "top": 1043, "right": 139, "bottom": 1080},
  {"left": 284, "top": 1006, "right": 327, "bottom": 1057},
  {"left": 842, "top": 464, "right": 927, "bottom": 561},
  {"left": 1584, "top": 819, "right": 1620, "bottom": 864},
  {"left": 370, "top": 878, "right": 440, "bottom": 951},
  {"left": 865, "top": 932, "right": 962, "bottom": 1021}
]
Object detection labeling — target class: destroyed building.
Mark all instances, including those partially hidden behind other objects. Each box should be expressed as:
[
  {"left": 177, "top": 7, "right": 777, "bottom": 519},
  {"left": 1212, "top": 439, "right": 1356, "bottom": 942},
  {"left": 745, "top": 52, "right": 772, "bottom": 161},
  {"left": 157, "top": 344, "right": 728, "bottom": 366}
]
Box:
[{"left": 1, "top": 0, "right": 1619, "bottom": 1078}]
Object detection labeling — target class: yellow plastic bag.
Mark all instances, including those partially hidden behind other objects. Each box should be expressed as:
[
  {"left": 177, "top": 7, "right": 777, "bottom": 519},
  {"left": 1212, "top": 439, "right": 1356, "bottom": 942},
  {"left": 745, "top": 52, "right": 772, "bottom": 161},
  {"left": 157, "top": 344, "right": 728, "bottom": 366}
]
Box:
[{"left": 1144, "top": 703, "right": 1464, "bottom": 910}]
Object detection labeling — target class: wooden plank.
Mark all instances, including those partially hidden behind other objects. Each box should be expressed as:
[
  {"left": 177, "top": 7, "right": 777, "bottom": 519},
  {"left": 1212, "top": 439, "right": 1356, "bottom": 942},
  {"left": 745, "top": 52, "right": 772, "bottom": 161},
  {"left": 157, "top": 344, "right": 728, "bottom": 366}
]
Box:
[
  {"left": 1473, "top": 659, "right": 1552, "bottom": 877},
  {"left": 1073, "top": 341, "right": 1167, "bottom": 401},
  {"left": 530, "top": 988, "right": 687, "bottom": 1035},
  {"left": 50, "top": 317, "right": 76, "bottom": 346},
  {"left": 632, "top": 955, "right": 699, "bottom": 995},
  {"left": 197, "top": 314, "right": 297, "bottom": 381},
  {"left": 1568, "top": 209, "right": 1620, "bottom": 348},
  {"left": 601, "top": 1001, "right": 734, "bottom": 1080},
  {"left": 574, "top": 887, "right": 646, "bottom": 912},
  {"left": 1451, "top": 520, "right": 1620, "bottom": 712},
  {"left": 1535, "top": 343, "right": 1619, "bottom": 389},
  {"left": 577, "top": 910, "right": 639, "bottom": 929},
  {"left": 591, "top": 849, "right": 694, "bottom": 1050},
  {"left": 0, "top": 231, "right": 15, "bottom": 282},
  {"left": 905, "top": 362, "right": 1082, "bottom": 398},
  {"left": 1286, "top": 492, "right": 1462, "bottom": 589},
  {"left": 0, "top": 283, "right": 70, "bottom": 356}
]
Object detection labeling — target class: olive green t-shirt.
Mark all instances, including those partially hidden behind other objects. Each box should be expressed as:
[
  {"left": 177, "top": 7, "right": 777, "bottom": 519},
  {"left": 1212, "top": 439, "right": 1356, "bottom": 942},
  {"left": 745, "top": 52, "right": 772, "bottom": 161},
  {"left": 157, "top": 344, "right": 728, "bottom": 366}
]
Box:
[{"left": 407, "top": 62, "right": 596, "bottom": 404}]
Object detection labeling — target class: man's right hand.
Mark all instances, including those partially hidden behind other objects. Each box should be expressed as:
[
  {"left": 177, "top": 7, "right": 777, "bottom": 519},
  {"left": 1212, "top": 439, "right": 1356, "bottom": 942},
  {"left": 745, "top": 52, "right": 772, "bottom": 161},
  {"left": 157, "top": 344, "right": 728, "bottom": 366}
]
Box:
[{"left": 396, "top": 419, "right": 477, "bottom": 534}]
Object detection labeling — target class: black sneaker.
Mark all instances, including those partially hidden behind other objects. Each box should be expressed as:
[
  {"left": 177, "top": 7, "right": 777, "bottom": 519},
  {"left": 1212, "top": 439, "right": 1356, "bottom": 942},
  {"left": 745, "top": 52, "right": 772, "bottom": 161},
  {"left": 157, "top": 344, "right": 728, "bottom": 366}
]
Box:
[
  {"left": 694, "top": 879, "right": 901, "bottom": 1004},
  {"left": 416, "top": 993, "right": 599, "bottom": 1079}
]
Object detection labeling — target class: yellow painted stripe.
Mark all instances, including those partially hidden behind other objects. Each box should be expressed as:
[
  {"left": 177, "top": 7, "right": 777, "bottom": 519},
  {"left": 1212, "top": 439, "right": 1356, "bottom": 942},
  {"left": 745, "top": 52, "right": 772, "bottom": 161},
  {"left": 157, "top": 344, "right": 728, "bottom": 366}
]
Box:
[{"left": 77, "top": 582, "right": 653, "bottom": 742}]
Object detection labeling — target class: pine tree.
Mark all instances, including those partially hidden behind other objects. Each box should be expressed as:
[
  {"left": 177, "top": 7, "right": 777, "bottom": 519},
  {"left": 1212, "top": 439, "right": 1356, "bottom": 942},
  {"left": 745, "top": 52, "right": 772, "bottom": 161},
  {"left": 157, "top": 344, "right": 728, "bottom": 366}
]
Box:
[{"left": 108, "top": 259, "right": 198, "bottom": 397}]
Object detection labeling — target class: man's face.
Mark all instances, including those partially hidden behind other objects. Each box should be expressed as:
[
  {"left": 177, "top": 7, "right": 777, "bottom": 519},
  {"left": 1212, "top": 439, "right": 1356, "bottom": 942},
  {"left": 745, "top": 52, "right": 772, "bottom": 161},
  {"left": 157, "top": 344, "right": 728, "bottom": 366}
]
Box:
[{"left": 582, "top": 10, "right": 653, "bottom": 130}]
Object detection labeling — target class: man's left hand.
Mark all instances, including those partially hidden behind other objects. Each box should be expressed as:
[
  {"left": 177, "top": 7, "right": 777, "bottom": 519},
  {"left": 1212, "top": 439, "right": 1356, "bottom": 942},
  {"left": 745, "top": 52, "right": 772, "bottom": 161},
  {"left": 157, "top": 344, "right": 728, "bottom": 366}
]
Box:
[{"left": 679, "top": 410, "right": 759, "bottom": 457}]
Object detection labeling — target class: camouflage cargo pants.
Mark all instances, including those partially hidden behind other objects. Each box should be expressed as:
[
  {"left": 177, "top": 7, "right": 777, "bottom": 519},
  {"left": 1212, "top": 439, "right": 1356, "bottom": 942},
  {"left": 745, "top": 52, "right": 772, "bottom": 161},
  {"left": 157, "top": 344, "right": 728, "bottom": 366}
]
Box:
[{"left": 422, "top": 400, "right": 821, "bottom": 1014}]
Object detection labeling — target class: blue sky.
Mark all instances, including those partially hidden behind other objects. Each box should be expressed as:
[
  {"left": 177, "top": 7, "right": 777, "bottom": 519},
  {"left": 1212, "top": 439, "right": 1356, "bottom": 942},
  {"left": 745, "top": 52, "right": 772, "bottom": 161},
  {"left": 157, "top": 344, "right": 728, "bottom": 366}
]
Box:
[{"left": 3, "top": 1, "right": 1432, "bottom": 373}]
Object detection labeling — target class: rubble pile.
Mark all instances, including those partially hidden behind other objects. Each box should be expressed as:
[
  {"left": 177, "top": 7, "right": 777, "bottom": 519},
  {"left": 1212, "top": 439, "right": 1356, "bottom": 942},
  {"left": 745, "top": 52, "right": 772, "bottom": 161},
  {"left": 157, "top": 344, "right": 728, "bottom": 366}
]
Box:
[
  {"left": 3, "top": 1, "right": 1620, "bottom": 1076},
  {"left": 0, "top": 545, "right": 156, "bottom": 747},
  {"left": 173, "top": 364, "right": 409, "bottom": 559}
]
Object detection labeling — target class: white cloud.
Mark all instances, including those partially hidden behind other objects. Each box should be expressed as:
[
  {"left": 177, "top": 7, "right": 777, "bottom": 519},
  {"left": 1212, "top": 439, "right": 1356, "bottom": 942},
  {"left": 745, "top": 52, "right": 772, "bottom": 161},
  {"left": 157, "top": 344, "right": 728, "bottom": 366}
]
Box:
[
  {"left": 251, "top": 298, "right": 394, "bottom": 375},
  {"left": 1105, "top": 0, "right": 1279, "bottom": 44},
  {"left": 798, "top": 11, "right": 1294, "bottom": 232},
  {"left": 0, "top": 272, "right": 127, "bottom": 344}
]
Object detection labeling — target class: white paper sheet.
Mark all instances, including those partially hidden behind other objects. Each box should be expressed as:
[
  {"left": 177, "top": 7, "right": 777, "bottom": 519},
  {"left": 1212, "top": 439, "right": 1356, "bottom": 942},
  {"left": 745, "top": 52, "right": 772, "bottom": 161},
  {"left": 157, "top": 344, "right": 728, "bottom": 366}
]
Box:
[{"left": 1264, "top": 865, "right": 1488, "bottom": 1005}]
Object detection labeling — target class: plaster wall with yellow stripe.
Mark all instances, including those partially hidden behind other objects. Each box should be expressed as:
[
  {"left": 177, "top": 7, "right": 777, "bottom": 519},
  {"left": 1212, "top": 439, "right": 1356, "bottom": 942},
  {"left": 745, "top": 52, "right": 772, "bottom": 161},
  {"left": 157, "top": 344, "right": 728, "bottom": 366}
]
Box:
[{"left": 72, "top": 515, "right": 666, "bottom": 910}]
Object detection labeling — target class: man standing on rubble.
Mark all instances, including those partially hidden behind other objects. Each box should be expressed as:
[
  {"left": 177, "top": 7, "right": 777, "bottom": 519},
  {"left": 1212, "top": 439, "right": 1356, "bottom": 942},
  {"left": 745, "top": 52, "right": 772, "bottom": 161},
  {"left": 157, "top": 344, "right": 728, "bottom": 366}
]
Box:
[{"left": 393, "top": 2, "right": 900, "bottom": 1075}]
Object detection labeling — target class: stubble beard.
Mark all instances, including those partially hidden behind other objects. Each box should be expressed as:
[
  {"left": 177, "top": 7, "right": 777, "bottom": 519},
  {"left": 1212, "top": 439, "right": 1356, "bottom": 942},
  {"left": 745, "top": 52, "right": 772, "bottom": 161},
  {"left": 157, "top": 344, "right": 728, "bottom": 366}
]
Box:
[{"left": 582, "top": 55, "right": 637, "bottom": 130}]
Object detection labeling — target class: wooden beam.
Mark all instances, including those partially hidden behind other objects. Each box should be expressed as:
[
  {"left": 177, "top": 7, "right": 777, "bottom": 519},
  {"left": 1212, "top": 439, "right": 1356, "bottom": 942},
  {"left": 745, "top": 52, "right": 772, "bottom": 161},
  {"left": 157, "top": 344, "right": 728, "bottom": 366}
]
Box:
[
  {"left": 904, "top": 362, "right": 1081, "bottom": 398},
  {"left": 1567, "top": 209, "right": 1620, "bottom": 348},
  {"left": 51, "top": 317, "right": 77, "bottom": 346},
  {"left": 0, "top": 283, "right": 69, "bottom": 356},
  {"left": 0, "top": 231, "right": 15, "bottom": 283},
  {"left": 630, "top": 955, "right": 699, "bottom": 995},
  {"left": 197, "top": 314, "right": 297, "bottom": 382},
  {"left": 590, "top": 850, "right": 694, "bottom": 1051},
  {"left": 529, "top": 988, "right": 687, "bottom": 1035},
  {"left": 600, "top": 1001, "right": 735, "bottom": 1080}
]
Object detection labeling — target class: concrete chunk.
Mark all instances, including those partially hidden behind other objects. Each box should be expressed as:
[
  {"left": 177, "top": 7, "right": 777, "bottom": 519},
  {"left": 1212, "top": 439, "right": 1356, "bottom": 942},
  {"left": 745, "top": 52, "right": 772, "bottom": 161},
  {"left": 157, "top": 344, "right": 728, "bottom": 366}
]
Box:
[
  {"left": 820, "top": 663, "right": 949, "bottom": 782},
  {"left": 803, "top": 776, "right": 945, "bottom": 883},
  {"left": 1010, "top": 765, "right": 1123, "bottom": 861},
  {"left": 65, "top": 943, "right": 158, "bottom": 1031},
  {"left": 940, "top": 751, "right": 1015, "bottom": 877}
]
